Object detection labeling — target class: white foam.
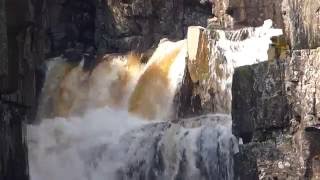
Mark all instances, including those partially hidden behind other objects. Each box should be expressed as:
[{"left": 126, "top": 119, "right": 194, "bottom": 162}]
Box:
[
  {"left": 216, "top": 19, "right": 283, "bottom": 67},
  {"left": 28, "top": 20, "right": 282, "bottom": 180},
  {"left": 28, "top": 107, "right": 148, "bottom": 180}
]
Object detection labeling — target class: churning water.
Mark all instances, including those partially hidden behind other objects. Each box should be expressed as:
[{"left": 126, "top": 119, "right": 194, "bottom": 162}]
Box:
[{"left": 28, "top": 20, "right": 282, "bottom": 180}]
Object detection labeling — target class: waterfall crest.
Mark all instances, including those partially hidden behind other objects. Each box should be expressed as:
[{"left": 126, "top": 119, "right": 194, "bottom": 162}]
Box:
[
  {"left": 37, "top": 40, "right": 186, "bottom": 120},
  {"left": 28, "top": 20, "right": 282, "bottom": 180}
]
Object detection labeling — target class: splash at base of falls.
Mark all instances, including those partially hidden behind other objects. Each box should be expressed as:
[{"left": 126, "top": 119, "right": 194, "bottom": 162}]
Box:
[
  {"left": 28, "top": 108, "right": 237, "bottom": 180},
  {"left": 28, "top": 20, "right": 284, "bottom": 180}
]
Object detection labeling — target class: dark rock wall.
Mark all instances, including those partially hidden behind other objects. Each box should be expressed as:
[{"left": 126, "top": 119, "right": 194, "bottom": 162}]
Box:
[
  {"left": 0, "top": 0, "right": 8, "bottom": 89},
  {"left": 0, "top": 102, "right": 29, "bottom": 180},
  {"left": 95, "top": 0, "right": 212, "bottom": 54},
  {"left": 232, "top": 62, "right": 290, "bottom": 143},
  {"left": 1, "top": 0, "right": 319, "bottom": 179},
  {"left": 0, "top": 0, "right": 34, "bottom": 179},
  {"left": 44, "top": 0, "right": 96, "bottom": 57},
  {"left": 0, "top": 1, "right": 212, "bottom": 179},
  {"left": 21, "top": 0, "right": 213, "bottom": 57},
  {"left": 210, "top": 0, "right": 320, "bottom": 179},
  {"left": 232, "top": 43, "right": 320, "bottom": 179}
]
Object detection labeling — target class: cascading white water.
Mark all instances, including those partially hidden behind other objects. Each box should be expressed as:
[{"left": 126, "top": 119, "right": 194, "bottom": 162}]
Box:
[
  {"left": 216, "top": 19, "right": 283, "bottom": 68},
  {"left": 28, "top": 20, "right": 282, "bottom": 180},
  {"left": 28, "top": 110, "right": 237, "bottom": 180},
  {"left": 203, "top": 19, "right": 283, "bottom": 113}
]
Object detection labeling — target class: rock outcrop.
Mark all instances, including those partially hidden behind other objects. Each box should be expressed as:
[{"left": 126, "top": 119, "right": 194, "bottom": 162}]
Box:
[
  {"left": 232, "top": 48, "right": 320, "bottom": 179},
  {"left": 282, "top": 0, "right": 320, "bottom": 49},
  {"left": 175, "top": 26, "right": 232, "bottom": 118},
  {"left": 0, "top": 0, "right": 31, "bottom": 179},
  {"left": 207, "top": 0, "right": 320, "bottom": 179},
  {"left": 232, "top": 61, "right": 289, "bottom": 144},
  {"left": 211, "top": 0, "right": 320, "bottom": 49},
  {"left": 96, "top": 0, "right": 212, "bottom": 54},
  {"left": 1, "top": 0, "right": 320, "bottom": 179},
  {"left": 0, "top": 102, "right": 29, "bottom": 180},
  {"left": 211, "top": 0, "right": 284, "bottom": 29}
]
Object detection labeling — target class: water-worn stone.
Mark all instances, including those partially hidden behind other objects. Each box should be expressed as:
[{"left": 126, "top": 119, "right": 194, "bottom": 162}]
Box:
[{"left": 175, "top": 26, "right": 232, "bottom": 118}]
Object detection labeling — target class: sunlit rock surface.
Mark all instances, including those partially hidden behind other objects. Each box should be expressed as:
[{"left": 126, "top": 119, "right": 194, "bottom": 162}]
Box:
[
  {"left": 29, "top": 18, "right": 285, "bottom": 180},
  {"left": 232, "top": 48, "right": 320, "bottom": 179},
  {"left": 176, "top": 20, "right": 283, "bottom": 118},
  {"left": 0, "top": 0, "right": 319, "bottom": 179},
  {"left": 211, "top": 0, "right": 320, "bottom": 49},
  {"left": 207, "top": 0, "right": 320, "bottom": 178},
  {"left": 282, "top": 0, "right": 320, "bottom": 49}
]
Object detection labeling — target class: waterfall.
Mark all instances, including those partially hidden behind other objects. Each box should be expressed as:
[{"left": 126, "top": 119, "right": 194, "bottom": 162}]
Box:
[
  {"left": 28, "top": 20, "right": 282, "bottom": 180},
  {"left": 36, "top": 40, "right": 186, "bottom": 120}
]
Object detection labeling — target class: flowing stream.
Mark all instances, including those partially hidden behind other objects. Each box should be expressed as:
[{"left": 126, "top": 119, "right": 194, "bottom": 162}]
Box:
[{"left": 28, "top": 20, "right": 282, "bottom": 180}]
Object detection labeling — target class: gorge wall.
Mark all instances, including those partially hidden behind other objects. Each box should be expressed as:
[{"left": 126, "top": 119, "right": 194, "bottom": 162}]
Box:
[
  {"left": 1, "top": 0, "right": 320, "bottom": 179},
  {"left": 219, "top": 0, "right": 320, "bottom": 179}
]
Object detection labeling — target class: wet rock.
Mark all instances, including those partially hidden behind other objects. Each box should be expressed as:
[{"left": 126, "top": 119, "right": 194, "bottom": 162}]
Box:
[
  {"left": 232, "top": 48, "right": 320, "bottom": 179},
  {"left": 32, "top": 114, "right": 238, "bottom": 180},
  {"left": 211, "top": 0, "right": 320, "bottom": 49},
  {"left": 232, "top": 61, "right": 290, "bottom": 143},
  {"left": 96, "top": 0, "right": 212, "bottom": 54},
  {"left": 175, "top": 26, "right": 231, "bottom": 118},
  {"left": 0, "top": 101, "right": 29, "bottom": 180}
]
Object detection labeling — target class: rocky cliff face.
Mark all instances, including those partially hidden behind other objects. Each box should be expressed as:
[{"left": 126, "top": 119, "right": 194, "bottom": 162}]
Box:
[
  {"left": 1, "top": 0, "right": 320, "bottom": 179},
  {"left": 232, "top": 48, "right": 320, "bottom": 179},
  {"left": 0, "top": 102, "right": 29, "bottom": 180},
  {"left": 28, "top": 0, "right": 213, "bottom": 56},
  {"left": 282, "top": 0, "right": 320, "bottom": 50},
  {"left": 95, "top": 0, "right": 212, "bottom": 54},
  {"left": 174, "top": 0, "right": 320, "bottom": 179},
  {"left": 211, "top": 0, "right": 320, "bottom": 49},
  {"left": 211, "top": 0, "right": 284, "bottom": 29},
  {"left": 226, "top": 0, "right": 320, "bottom": 179}
]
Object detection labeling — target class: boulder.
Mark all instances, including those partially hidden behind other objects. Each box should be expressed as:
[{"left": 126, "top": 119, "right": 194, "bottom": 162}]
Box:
[
  {"left": 175, "top": 26, "right": 231, "bottom": 118},
  {"left": 232, "top": 61, "right": 290, "bottom": 143},
  {"left": 232, "top": 48, "right": 320, "bottom": 179}
]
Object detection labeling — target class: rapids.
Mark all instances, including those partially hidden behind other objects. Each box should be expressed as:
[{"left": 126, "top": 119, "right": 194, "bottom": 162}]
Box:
[{"left": 28, "top": 20, "right": 282, "bottom": 180}]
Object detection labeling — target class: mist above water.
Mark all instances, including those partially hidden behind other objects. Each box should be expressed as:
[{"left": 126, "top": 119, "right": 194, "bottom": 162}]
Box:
[{"left": 28, "top": 20, "right": 282, "bottom": 180}]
